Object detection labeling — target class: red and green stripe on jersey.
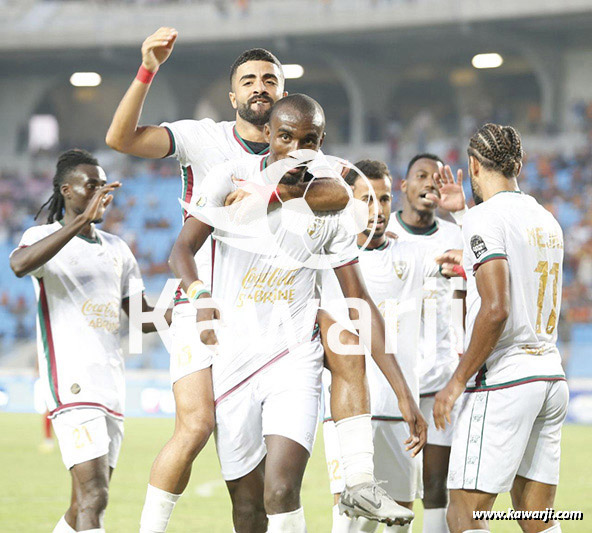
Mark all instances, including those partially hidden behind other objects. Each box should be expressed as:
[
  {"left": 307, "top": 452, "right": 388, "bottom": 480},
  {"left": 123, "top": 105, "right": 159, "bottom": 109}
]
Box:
[{"left": 37, "top": 277, "right": 60, "bottom": 408}]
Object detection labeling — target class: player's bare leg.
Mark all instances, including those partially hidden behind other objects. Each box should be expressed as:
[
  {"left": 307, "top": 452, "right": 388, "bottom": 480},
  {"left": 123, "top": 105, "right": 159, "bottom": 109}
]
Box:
[
  {"left": 510, "top": 476, "right": 559, "bottom": 533},
  {"left": 68, "top": 455, "right": 111, "bottom": 531},
  {"left": 423, "top": 443, "right": 451, "bottom": 532},
  {"left": 263, "top": 435, "right": 311, "bottom": 532},
  {"left": 318, "top": 310, "right": 414, "bottom": 526},
  {"left": 226, "top": 459, "right": 267, "bottom": 533},
  {"left": 53, "top": 473, "right": 79, "bottom": 532},
  {"left": 140, "top": 368, "right": 215, "bottom": 533},
  {"left": 447, "top": 489, "right": 496, "bottom": 533}
]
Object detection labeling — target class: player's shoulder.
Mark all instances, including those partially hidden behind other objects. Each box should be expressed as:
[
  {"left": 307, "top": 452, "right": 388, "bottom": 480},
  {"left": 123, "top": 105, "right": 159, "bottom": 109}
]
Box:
[
  {"left": 21, "top": 221, "right": 60, "bottom": 239},
  {"left": 435, "top": 216, "right": 461, "bottom": 234},
  {"left": 95, "top": 229, "right": 133, "bottom": 254}
]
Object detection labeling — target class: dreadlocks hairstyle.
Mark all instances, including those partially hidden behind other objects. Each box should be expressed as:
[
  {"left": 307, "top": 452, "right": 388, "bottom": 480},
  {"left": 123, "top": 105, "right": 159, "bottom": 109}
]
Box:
[
  {"left": 35, "top": 149, "right": 99, "bottom": 223},
  {"left": 468, "top": 123, "right": 523, "bottom": 179},
  {"left": 229, "top": 48, "right": 283, "bottom": 87},
  {"left": 345, "top": 159, "right": 391, "bottom": 186}
]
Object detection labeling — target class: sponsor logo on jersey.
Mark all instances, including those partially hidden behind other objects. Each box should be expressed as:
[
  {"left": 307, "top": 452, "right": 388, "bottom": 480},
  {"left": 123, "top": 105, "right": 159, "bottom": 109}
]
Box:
[{"left": 470, "top": 235, "right": 487, "bottom": 259}]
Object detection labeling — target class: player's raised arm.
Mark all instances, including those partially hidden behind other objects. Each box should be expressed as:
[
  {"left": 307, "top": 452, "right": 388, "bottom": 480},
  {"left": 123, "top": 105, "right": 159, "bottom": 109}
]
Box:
[
  {"left": 105, "top": 27, "right": 178, "bottom": 158},
  {"left": 433, "top": 258, "right": 510, "bottom": 429},
  {"left": 10, "top": 182, "right": 120, "bottom": 278},
  {"left": 333, "top": 261, "right": 428, "bottom": 456}
]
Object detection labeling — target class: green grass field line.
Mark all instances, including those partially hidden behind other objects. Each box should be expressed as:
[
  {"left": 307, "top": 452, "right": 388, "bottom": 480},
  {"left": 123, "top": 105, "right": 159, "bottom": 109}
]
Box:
[{"left": 0, "top": 413, "right": 589, "bottom": 532}]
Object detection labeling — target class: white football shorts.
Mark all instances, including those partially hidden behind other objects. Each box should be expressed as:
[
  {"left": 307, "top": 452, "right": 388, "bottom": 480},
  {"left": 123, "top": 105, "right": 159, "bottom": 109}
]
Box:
[
  {"left": 214, "top": 340, "right": 324, "bottom": 481},
  {"left": 448, "top": 379, "right": 568, "bottom": 494},
  {"left": 420, "top": 394, "right": 459, "bottom": 447},
  {"left": 52, "top": 408, "right": 123, "bottom": 470}
]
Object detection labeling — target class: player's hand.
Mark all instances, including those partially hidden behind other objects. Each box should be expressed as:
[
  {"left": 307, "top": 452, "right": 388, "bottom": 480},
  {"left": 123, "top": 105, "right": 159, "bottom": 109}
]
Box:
[
  {"left": 79, "top": 182, "right": 121, "bottom": 224},
  {"left": 435, "top": 249, "right": 464, "bottom": 277},
  {"left": 398, "top": 395, "right": 427, "bottom": 457},
  {"left": 426, "top": 165, "right": 466, "bottom": 213},
  {"left": 141, "top": 27, "right": 178, "bottom": 72},
  {"left": 433, "top": 377, "right": 465, "bottom": 431}
]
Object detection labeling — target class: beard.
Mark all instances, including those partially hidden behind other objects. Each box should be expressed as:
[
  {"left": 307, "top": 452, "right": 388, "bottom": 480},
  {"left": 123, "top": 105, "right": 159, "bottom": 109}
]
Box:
[
  {"left": 237, "top": 95, "right": 274, "bottom": 126},
  {"left": 470, "top": 175, "right": 483, "bottom": 205}
]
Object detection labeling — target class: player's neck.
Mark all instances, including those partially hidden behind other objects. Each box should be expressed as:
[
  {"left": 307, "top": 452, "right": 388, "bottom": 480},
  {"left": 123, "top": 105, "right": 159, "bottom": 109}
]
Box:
[
  {"left": 234, "top": 116, "right": 266, "bottom": 143},
  {"left": 358, "top": 233, "right": 386, "bottom": 250},
  {"left": 482, "top": 176, "right": 520, "bottom": 202},
  {"left": 63, "top": 210, "right": 94, "bottom": 238},
  {"left": 400, "top": 205, "right": 435, "bottom": 228}
]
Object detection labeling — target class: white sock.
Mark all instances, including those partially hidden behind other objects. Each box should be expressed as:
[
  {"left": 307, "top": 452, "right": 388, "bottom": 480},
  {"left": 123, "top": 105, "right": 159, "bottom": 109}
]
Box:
[
  {"left": 139, "top": 484, "right": 181, "bottom": 533},
  {"left": 335, "top": 415, "right": 374, "bottom": 487},
  {"left": 384, "top": 523, "right": 412, "bottom": 532},
  {"left": 53, "top": 516, "right": 76, "bottom": 533},
  {"left": 423, "top": 508, "right": 449, "bottom": 532},
  {"left": 331, "top": 504, "right": 378, "bottom": 532},
  {"left": 267, "top": 507, "right": 306, "bottom": 532}
]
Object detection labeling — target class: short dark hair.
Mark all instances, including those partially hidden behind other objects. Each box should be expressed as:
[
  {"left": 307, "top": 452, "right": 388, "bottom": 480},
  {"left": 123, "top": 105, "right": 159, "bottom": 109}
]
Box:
[
  {"left": 468, "top": 123, "right": 523, "bottom": 178},
  {"left": 35, "top": 149, "right": 99, "bottom": 223},
  {"left": 345, "top": 159, "right": 391, "bottom": 186},
  {"left": 229, "top": 48, "right": 283, "bottom": 86},
  {"left": 405, "top": 153, "right": 443, "bottom": 177},
  {"left": 269, "top": 93, "right": 324, "bottom": 126}
]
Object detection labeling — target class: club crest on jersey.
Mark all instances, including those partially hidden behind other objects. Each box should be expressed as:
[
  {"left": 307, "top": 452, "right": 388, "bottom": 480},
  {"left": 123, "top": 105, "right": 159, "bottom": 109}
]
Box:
[
  {"left": 307, "top": 217, "right": 325, "bottom": 239},
  {"left": 194, "top": 196, "right": 207, "bottom": 208},
  {"left": 393, "top": 261, "right": 409, "bottom": 280},
  {"left": 470, "top": 235, "right": 487, "bottom": 259}
]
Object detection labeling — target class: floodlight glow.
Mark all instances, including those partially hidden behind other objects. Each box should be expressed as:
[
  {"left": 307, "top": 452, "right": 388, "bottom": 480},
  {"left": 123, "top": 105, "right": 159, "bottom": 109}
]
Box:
[
  {"left": 471, "top": 53, "right": 503, "bottom": 69},
  {"left": 283, "top": 64, "right": 304, "bottom": 79},
  {"left": 70, "top": 72, "right": 102, "bottom": 87}
]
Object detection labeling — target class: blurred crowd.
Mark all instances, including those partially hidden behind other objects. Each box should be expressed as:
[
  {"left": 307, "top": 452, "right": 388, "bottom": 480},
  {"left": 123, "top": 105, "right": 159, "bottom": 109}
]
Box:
[{"left": 1, "top": 139, "right": 591, "bottom": 363}]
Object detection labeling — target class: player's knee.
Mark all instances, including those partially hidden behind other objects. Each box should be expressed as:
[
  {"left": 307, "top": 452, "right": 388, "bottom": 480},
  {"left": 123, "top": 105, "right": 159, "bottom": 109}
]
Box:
[
  {"left": 264, "top": 481, "right": 300, "bottom": 513},
  {"left": 233, "top": 499, "right": 267, "bottom": 529},
  {"left": 176, "top": 415, "right": 214, "bottom": 454},
  {"left": 423, "top": 474, "right": 449, "bottom": 508},
  {"left": 78, "top": 483, "right": 109, "bottom": 516}
]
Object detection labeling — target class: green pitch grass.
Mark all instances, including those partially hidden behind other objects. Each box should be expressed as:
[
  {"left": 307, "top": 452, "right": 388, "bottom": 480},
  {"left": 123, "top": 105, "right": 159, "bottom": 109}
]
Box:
[{"left": 0, "top": 413, "right": 588, "bottom": 532}]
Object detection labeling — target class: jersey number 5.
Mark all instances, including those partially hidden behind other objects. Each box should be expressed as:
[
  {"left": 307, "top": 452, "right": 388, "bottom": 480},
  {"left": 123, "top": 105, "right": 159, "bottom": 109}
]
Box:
[{"left": 534, "top": 261, "right": 559, "bottom": 335}]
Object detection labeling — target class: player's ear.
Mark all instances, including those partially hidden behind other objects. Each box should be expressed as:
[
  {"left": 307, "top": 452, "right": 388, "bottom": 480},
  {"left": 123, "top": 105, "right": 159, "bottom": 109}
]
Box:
[
  {"left": 516, "top": 161, "right": 523, "bottom": 177},
  {"left": 60, "top": 183, "right": 71, "bottom": 200},
  {"left": 400, "top": 179, "right": 407, "bottom": 193},
  {"left": 319, "top": 131, "right": 326, "bottom": 148},
  {"left": 263, "top": 123, "right": 271, "bottom": 143},
  {"left": 229, "top": 91, "right": 237, "bottom": 110},
  {"left": 469, "top": 155, "right": 480, "bottom": 177}
]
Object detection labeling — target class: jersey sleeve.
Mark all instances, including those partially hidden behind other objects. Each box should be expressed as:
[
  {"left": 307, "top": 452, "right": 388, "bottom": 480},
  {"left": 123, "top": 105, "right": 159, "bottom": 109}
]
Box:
[
  {"left": 120, "top": 241, "right": 145, "bottom": 300},
  {"left": 10, "top": 225, "right": 54, "bottom": 278},
  {"left": 160, "top": 118, "right": 215, "bottom": 166},
  {"left": 463, "top": 207, "right": 506, "bottom": 274}
]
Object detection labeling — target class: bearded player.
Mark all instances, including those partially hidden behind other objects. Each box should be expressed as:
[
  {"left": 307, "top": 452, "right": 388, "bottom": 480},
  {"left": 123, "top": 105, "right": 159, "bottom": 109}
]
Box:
[{"left": 434, "top": 124, "right": 567, "bottom": 533}]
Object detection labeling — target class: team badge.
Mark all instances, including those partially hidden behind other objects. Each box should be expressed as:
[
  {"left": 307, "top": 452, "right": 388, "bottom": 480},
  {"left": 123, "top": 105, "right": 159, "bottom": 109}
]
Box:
[
  {"left": 307, "top": 217, "right": 325, "bottom": 239},
  {"left": 393, "top": 260, "right": 408, "bottom": 280},
  {"left": 194, "top": 196, "right": 207, "bottom": 208},
  {"left": 470, "top": 235, "right": 487, "bottom": 259},
  {"left": 70, "top": 383, "right": 81, "bottom": 394}
]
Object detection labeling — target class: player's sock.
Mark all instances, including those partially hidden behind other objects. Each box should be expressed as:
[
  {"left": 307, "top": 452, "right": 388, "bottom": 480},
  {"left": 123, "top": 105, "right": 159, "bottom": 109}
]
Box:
[
  {"left": 423, "top": 508, "right": 449, "bottom": 532},
  {"left": 331, "top": 505, "right": 378, "bottom": 532},
  {"left": 383, "top": 522, "right": 412, "bottom": 532},
  {"left": 139, "top": 484, "right": 181, "bottom": 533},
  {"left": 52, "top": 515, "right": 75, "bottom": 533},
  {"left": 335, "top": 414, "right": 374, "bottom": 487},
  {"left": 267, "top": 507, "right": 306, "bottom": 532}
]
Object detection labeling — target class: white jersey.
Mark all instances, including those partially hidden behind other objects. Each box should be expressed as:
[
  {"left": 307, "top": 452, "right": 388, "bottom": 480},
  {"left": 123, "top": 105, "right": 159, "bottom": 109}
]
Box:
[
  {"left": 321, "top": 238, "right": 441, "bottom": 420},
  {"left": 192, "top": 155, "right": 358, "bottom": 401},
  {"left": 387, "top": 212, "right": 463, "bottom": 395},
  {"left": 12, "top": 222, "right": 143, "bottom": 418},
  {"left": 463, "top": 192, "right": 565, "bottom": 390},
  {"left": 161, "top": 118, "right": 269, "bottom": 300}
]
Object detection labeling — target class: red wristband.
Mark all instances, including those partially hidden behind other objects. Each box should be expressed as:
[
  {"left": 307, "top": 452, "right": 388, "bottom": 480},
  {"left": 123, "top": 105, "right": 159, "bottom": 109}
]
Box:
[
  {"left": 269, "top": 188, "right": 281, "bottom": 204},
  {"left": 136, "top": 65, "right": 158, "bottom": 84},
  {"left": 452, "top": 264, "right": 467, "bottom": 280}
]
